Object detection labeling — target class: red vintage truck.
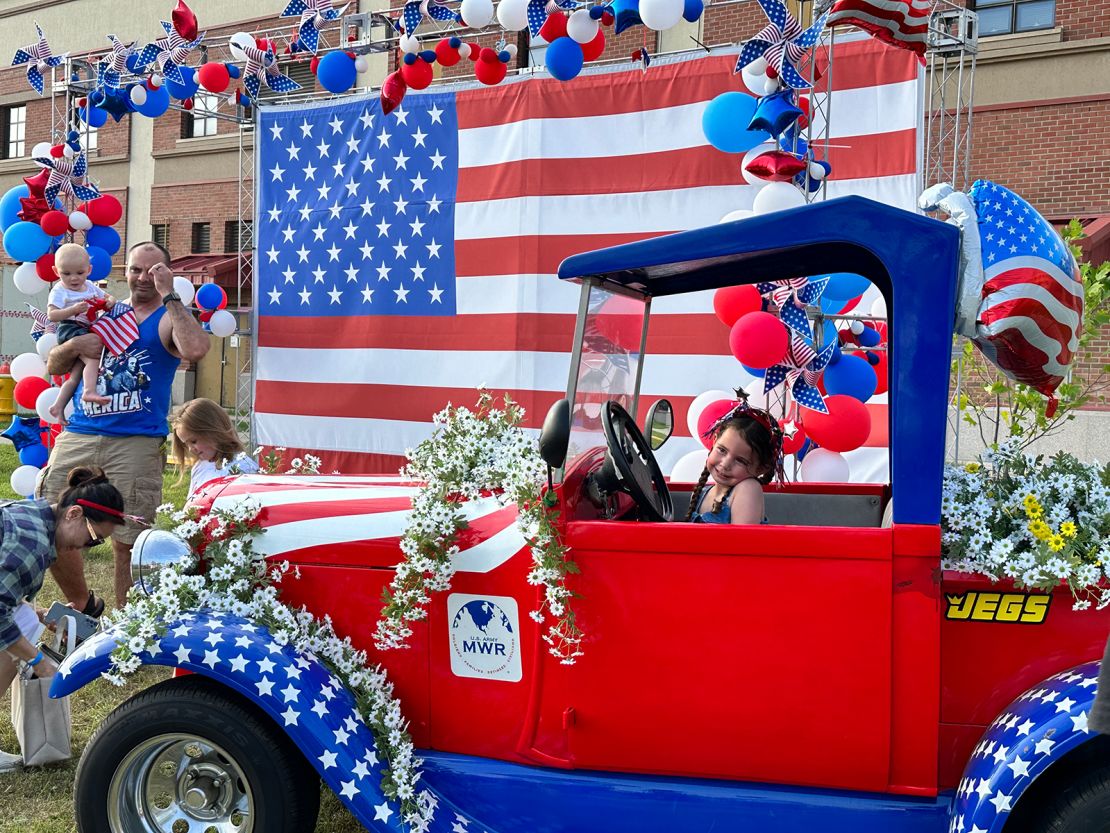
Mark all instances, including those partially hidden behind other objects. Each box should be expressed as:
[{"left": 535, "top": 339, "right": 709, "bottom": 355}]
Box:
[{"left": 54, "top": 196, "right": 1108, "bottom": 833}]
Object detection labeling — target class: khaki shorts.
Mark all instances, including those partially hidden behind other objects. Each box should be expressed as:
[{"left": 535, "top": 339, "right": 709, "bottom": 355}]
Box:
[{"left": 36, "top": 432, "right": 165, "bottom": 545}]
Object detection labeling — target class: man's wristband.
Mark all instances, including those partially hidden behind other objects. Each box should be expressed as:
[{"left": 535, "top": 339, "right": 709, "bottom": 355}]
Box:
[
  {"left": 26, "top": 650, "right": 43, "bottom": 667},
  {"left": 161, "top": 292, "right": 182, "bottom": 306}
]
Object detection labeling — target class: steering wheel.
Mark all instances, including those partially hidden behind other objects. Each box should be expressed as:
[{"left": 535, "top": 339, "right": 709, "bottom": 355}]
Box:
[{"left": 600, "top": 400, "right": 673, "bottom": 522}]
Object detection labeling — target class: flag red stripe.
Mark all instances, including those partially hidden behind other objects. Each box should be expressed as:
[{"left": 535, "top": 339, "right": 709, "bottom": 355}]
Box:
[
  {"left": 455, "top": 231, "right": 669, "bottom": 276},
  {"left": 827, "top": 3, "right": 930, "bottom": 33},
  {"left": 979, "top": 301, "right": 1076, "bottom": 363},
  {"left": 261, "top": 497, "right": 414, "bottom": 526},
  {"left": 257, "top": 445, "right": 408, "bottom": 477},
  {"left": 983, "top": 268, "right": 1084, "bottom": 314}
]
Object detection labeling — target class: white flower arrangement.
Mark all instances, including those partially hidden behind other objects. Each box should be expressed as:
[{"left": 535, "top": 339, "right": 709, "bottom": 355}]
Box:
[
  {"left": 105, "top": 499, "right": 435, "bottom": 829},
  {"left": 375, "top": 389, "right": 584, "bottom": 664},
  {"left": 941, "top": 440, "right": 1110, "bottom": 610}
]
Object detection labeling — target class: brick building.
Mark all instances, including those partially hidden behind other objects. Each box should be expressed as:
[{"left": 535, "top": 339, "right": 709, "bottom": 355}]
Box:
[{"left": 0, "top": 0, "right": 1106, "bottom": 425}]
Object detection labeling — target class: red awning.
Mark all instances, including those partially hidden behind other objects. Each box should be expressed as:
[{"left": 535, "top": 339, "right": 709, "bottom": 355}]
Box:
[{"left": 169, "top": 253, "right": 252, "bottom": 300}]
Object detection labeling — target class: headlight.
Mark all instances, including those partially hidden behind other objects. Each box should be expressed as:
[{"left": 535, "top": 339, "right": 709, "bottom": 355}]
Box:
[{"left": 130, "top": 529, "right": 193, "bottom": 595}]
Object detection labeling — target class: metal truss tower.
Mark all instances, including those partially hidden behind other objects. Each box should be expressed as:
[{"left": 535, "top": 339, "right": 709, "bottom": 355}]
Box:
[{"left": 923, "top": 1, "right": 979, "bottom": 193}]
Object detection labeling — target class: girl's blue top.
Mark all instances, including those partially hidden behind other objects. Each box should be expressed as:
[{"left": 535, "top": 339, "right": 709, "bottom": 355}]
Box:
[{"left": 691, "top": 484, "right": 768, "bottom": 525}]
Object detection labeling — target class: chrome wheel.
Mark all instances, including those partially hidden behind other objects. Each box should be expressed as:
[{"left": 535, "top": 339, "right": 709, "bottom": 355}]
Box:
[{"left": 107, "top": 733, "right": 252, "bottom": 833}]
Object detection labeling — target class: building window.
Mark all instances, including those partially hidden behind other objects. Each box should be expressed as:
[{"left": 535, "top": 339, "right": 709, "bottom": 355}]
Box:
[
  {"left": 1, "top": 105, "right": 27, "bottom": 159},
  {"left": 182, "top": 92, "right": 218, "bottom": 138},
  {"left": 976, "top": 0, "right": 1055, "bottom": 36},
  {"left": 224, "top": 220, "right": 253, "bottom": 253},
  {"left": 191, "top": 222, "right": 211, "bottom": 253},
  {"left": 152, "top": 223, "right": 170, "bottom": 249}
]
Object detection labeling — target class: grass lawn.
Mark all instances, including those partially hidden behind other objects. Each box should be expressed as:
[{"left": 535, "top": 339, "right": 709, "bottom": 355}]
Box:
[{"left": 0, "top": 439, "right": 362, "bottom": 833}]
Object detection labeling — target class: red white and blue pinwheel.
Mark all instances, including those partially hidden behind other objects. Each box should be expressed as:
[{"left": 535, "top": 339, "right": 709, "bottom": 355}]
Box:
[
  {"left": 763, "top": 332, "right": 836, "bottom": 413},
  {"left": 398, "top": 0, "right": 456, "bottom": 39},
  {"left": 281, "top": 0, "right": 350, "bottom": 54},
  {"left": 528, "top": 0, "right": 578, "bottom": 37},
  {"left": 734, "top": 0, "right": 827, "bottom": 90},
  {"left": 241, "top": 44, "right": 301, "bottom": 101},
  {"left": 135, "top": 9, "right": 205, "bottom": 86},
  {"left": 12, "top": 24, "right": 65, "bottom": 96},
  {"left": 97, "top": 35, "right": 136, "bottom": 91},
  {"left": 34, "top": 149, "right": 101, "bottom": 205},
  {"left": 756, "top": 276, "right": 828, "bottom": 340}
]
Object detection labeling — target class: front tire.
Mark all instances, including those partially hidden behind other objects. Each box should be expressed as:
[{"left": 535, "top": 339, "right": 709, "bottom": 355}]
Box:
[{"left": 74, "top": 675, "right": 320, "bottom": 833}]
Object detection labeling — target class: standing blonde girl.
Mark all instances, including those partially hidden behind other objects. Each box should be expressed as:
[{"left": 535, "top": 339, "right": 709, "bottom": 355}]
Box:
[{"left": 171, "top": 398, "right": 259, "bottom": 499}]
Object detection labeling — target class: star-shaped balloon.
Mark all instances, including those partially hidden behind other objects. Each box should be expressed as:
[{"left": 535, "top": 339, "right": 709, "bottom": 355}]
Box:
[
  {"left": 1, "top": 415, "right": 45, "bottom": 452},
  {"left": 734, "top": 0, "right": 827, "bottom": 90},
  {"left": 11, "top": 24, "right": 65, "bottom": 96},
  {"left": 135, "top": 9, "right": 205, "bottom": 86},
  {"left": 33, "top": 150, "right": 101, "bottom": 205},
  {"left": 748, "top": 88, "right": 804, "bottom": 135},
  {"left": 97, "top": 35, "right": 136, "bottom": 91},
  {"left": 763, "top": 332, "right": 836, "bottom": 413},
  {"left": 755, "top": 276, "right": 827, "bottom": 339},
  {"left": 241, "top": 44, "right": 301, "bottom": 101},
  {"left": 17, "top": 168, "right": 53, "bottom": 223},
  {"left": 281, "top": 0, "right": 350, "bottom": 54}
]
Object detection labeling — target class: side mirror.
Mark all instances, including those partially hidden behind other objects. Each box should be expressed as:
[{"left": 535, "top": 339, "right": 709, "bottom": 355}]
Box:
[
  {"left": 538, "top": 398, "right": 570, "bottom": 469},
  {"left": 644, "top": 399, "right": 673, "bottom": 451}
]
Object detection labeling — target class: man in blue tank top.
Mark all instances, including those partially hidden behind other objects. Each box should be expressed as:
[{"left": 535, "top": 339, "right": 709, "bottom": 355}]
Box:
[{"left": 39, "top": 241, "right": 210, "bottom": 606}]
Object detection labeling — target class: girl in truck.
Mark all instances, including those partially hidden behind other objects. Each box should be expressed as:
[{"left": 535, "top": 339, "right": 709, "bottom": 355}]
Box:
[
  {"left": 684, "top": 400, "right": 784, "bottom": 525},
  {"left": 171, "top": 398, "right": 259, "bottom": 500}
]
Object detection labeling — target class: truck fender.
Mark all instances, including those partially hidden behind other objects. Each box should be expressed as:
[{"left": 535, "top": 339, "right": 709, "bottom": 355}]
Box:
[
  {"left": 950, "top": 660, "right": 1102, "bottom": 833},
  {"left": 51, "top": 610, "right": 488, "bottom": 833}
]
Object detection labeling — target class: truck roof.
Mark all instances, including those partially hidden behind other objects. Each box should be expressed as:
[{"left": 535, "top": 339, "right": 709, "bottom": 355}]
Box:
[{"left": 557, "top": 196, "right": 963, "bottom": 525}]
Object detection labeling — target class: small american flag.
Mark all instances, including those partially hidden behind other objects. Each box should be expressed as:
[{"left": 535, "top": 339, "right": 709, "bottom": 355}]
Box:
[
  {"left": 90, "top": 302, "right": 139, "bottom": 356},
  {"left": 825, "top": 0, "right": 931, "bottom": 61}
]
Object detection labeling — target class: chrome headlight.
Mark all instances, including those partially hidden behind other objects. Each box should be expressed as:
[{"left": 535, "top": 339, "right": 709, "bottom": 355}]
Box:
[{"left": 130, "top": 529, "right": 193, "bottom": 595}]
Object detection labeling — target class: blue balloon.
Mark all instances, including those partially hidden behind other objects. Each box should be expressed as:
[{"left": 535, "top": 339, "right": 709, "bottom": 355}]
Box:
[
  {"left": 702, "top": 92, "right": 768, "bottom": 154},
  {"left": 317, "top": 51, "right": 357, "bottom": 94},
  {"left": 227, "top": 63, "right": 242, "bottom": 80},
  {"left": 796, "top": 438, "right": 813, "bottom": 461},
  {"left": 748, "top": 90, "right": 802, "bottom": 136},
  {"left": 165, "top": 65, "right": 200, "bottom": 100},
  {"left": 683, "top": 0, "right": 704, "bottom": 21},
  {"left": 819, "top": 294, "right": 846, "bottom": 315},
  {"left": 742, "top": 363, "right": 766, "bottom": 378},
  {"left": 823, "top": 352, "right": 877, "bottom": 402},
  {"left": 0, "top": 185, "right": 31, "bottom": 231},
  {"left": 3, "top": 221, "right": 53, "bottom": 262},
  {"left": 137, "top": 84, "right": 171, "bottom": 118},
  {"left": 858, "top": 325, "right": 881, "bottom": 348},
  {"left": 545, "top": 37, "right": 584, "bottom": 82},
  {"left": 125, "top": 52, "right": 140, "bottom": 72},
  {"left": 195, "top": 283, "right": 225, "bottom": 310},
  {"left": 19, "top": 443, "right": 48, "bottom": 468},
  {"left": 823, "top": 272, "right": 871, "bottom": 301},
  {"left": 80, "top": 105, "right": 109, "bottom": 128},
  {"left": 86, "top": 224, "right": 121, "bottom": 255},
  {"left": 86, "top": 245, "right": 112, "bottom": 281}
]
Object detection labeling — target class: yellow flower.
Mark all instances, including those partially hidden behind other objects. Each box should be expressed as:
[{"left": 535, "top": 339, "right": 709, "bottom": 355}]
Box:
[
  {"left": 1060, "top": 521, "right": 1077, "bottom": 538},
  {"left": 1028, "top": 519, "right": 1051, "bottom": 541},
  {"left": 1047, "top": 534, "right": 1065, "bottom": 552},
  {"left": 964, "top": 462, "right": 981, "bottom": 473}
]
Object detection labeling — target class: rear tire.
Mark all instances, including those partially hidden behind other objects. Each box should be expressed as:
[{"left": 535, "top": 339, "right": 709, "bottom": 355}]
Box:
[{"left": 74, "top": 675, "right": 320, "bottom": 833}]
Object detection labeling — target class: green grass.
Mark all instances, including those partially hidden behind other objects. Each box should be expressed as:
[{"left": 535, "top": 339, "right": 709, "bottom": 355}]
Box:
[{"left": 0, "top": 440, "right": 363, "bottom": 833}]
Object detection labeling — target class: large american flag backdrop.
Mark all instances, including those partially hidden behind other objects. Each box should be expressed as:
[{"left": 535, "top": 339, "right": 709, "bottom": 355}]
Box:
[{"left": 254, "top": 36, "right": 921, "bottom": 476}]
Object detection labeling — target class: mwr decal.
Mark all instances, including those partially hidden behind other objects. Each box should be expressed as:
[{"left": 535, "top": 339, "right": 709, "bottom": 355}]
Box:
[
  {"left": 447, "top": 594, "right": 522, "bottom": 682},
  {"left": 945, "top": 591, "right": 1051, "bottom": 623}
]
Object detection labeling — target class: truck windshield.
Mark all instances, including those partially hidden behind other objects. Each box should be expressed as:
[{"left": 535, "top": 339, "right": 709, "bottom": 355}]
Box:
[{"left": 566, "top": 283, "right": 648, "bottom": 465}]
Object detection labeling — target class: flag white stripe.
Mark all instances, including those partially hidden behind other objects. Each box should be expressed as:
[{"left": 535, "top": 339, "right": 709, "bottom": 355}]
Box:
[{"left": 212, "top": 485, "right": 418, "bottom": 513}]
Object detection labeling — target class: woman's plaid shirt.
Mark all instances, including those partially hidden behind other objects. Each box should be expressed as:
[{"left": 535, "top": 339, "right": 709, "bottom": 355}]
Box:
[{"left": 0, "top": 499, "right": 57, "bottom": 649}]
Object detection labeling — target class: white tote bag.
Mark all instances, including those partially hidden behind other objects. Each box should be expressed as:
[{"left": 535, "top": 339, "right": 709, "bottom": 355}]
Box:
[{"left": 11, "top": 614, "right": 75, "bottom": 766}]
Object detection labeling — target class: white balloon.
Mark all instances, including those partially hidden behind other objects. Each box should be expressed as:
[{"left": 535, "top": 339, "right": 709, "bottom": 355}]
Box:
[
  {"left": 762, "top": 76, "right": 780, "bottom": 95},
  {"left": 35, "top": 387, "right": 61, "bottom": 424},
  {"left": 638, "top": 0, "right": 684, "bottom": 30},
  {"left": 752, "top": 181, "right": 806, "bottom": 215},
  {"left": 10, "top": 465, "right": 40, "bottom": 497},
  {"left": 62, "top": 144, "right": 75, "bottom": 158},
  {"left": 208, "top": 309, "right": 237, "bottom": 338},
  {"left": 740, "top": 64, "right": 765, "bottom": 96},
  {"left": 808, "top": 161, "right": 828, "bottom": 181},
  {"left": 741, "top": 377, "right": 770, "bottom": 410},
  {"left": 686, "top": 389, "right": 734, "bottom": 439},
  {"left": 460, "top": 0, "right": 495, "bottom": 27},
  {"left": 800, "top": 448, "right": 850, "bottom": 482},
  {"left": 31, "top": 142, "right": 52, "bottom": 159},
  {"left": 13, "top": 263, "right": 47, "bottom": 294},
  {"left": 399, "top": 33, "right": 420, "bottom": 54},
  {"left": 458, "top": 43, "right": 472, "bottom": 59},
  {"left": 567, "top": 9, "right": 599, "bottom": 42},
  {"left": 849, "top": 320, "right": 865, "bottom": 335},
  {"left": 129, "top": 84, "right": 147, "bottom": 106},
  {"left": 749, "top": 57, "right": 767, "bottom": 74},
  {"left": 870, "top": 295, "right": 887, "bottom": 319},
  {"left": 671, "top": 449, "right": 709, "bottom": 483},
  {"left": 69, "top": 210, "right": 92, "bottom": 231},
  {"left": 496, "top": 0, "right": 530, "bottom": 31},
  {"left": 504, "top": 43, "right": 518, "bottom": 58},
  {"left": 228, "top": 32, "right": 255, "bottom": 62},
  {"left": 35, "top": 333, "right": 58, "bottom": 360},
  {"left": 354, "top": 56, "right": 368, "bottom": 73},
  {"left": 10, "top": 352, "right": 46, "bottom": 382},
  {"left": 719, "top": 208, "right": 754, "bottom": 223},
  {"left": 173, "top": 276, "right": 196, "bottom": 306},
  {"left": 741, "top": 140, "right": 776, "bottom": 186}
]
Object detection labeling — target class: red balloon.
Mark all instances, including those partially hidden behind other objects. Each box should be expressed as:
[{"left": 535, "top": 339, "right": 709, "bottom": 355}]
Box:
[
  {"left": 467, "top": 42, "right": 481, "bottom": 61},
  {"left": 14, "top": 376, "right": 50, "bottom": 410},
  {"left": 539, "top": 13, "right": 568, "bottom": 41},
  {"left": 696, "top": 399, "right": 737, "bottom": 449},
  {"left": 310, "top": 56, "right": 321, "bottom": 74},
  {"left": 40, "top": 210, "right": 70, "bottom": 236},
  {"left": 435, "top": 38, "right": 461, "bottom": 66},
  {"left": 199, "top": 310, "right": 214, "bottom": 323},
  {"left": 49, "top": 145, "right": 65, "bottom": 158},
  {"left": 401, "top": 59, "right": 433, "bottom": 90},
  {"left": 474, "top": 58, "right": 507, "bottom": 85},
  {"left": 581, "top": 28, "right": 606, "bottom": 62},
  {"left": 36, "top": 253, "right": 56, "bottom": 281},
  {"left": 381, "top": 70, "right": 407, "bottom": 115},
  {"left": 837, "top": 295, "right": 862, "bottom": 314},
  {"left": 198, "top": 62, "right": 231, "bottom": 94},
  {"left": 782, "top": 426, "right": 807, "bottom": 456},
  {"left": 713, "top": 285, "right": 762, "bottom": 328},
  {"left": 729, "top": 311, "right": 788, "bottom": 369},
  {"left": 479, "top": 47, "right": 499, "bottom": 63},
  {"left": 85, "top": 195, "right": 123, "bottom": 227},
  {"left": 797, "top": 96, "right": 810, "bottom": 130},
  {"left": 801, "top": 394, "right": 871, "bottom": 452},
  {"left": 173, "top": 0, "right": 200, "bottom": 41},
  {"left": 601, "top": 9, "right": 615, "bottom": 25}
]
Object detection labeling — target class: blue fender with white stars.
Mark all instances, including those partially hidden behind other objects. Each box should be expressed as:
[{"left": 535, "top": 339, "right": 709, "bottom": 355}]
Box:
[
  {"left": 51, "top": 609, "right": 494, "bottom": 833},
  {"left": 950, "top": 660, "right": 1102, "bottom": 833}
]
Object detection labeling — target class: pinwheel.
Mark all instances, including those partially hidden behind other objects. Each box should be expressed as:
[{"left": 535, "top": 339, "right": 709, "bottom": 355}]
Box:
[
  {"left": 528, "top": 0, "right": 578, "bottom": 37},
  {"left": 135, "top": 6, "right": 205, "bottom": 85},
  {"left": 26, "top": 305, "right": 58, "bottom": 343},
  {"left": 281, "top": 0, "right": 350, "bottom": 54},
  {"left": 397, "top": 0, "right": 456, "bottom": 39},
  {"left": 11, "top": 24, "right": 65, "bottom": 96},
  {"left": 34, "top": 150, "right": 101, "bottom": 205},
  {"left": 96, "top": 35, "right": 136, "bottom": 91},
  {"left": 755, "top": 276, "right": 827, "bottom": 339},
  {"left": 734, "top": 0, "right": 827, "bottom": 90},
  {"left": 241, "top": 44, "right": 301, "bottom": 101},
  {"left": 763, "top": 332, "right": 836, "bottom": 413}
]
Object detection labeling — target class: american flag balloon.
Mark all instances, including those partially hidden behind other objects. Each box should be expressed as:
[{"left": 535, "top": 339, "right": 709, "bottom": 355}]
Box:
[
  {"left": 281, "top": 0, "right": 350, "bottom": 54},
  {"left": 135, "top": 18, "right": 205, "bottom": 85},
  {"left": 967, "top": 180, "right": 1084, "bottom": 415},
  {"left": 97, "top": 35, "right": 136, "bottom": 91},
  {"left": 763, "top": 332, "right": 836, "bottom": 413},
  {"left": 34, "top": 149, "right": 101, "bottom": 205},
  {"left": 11, "top": 23, "right": 65, "bottom": 96},
  {"left": 756, "top": 276, "right": 828, "bottom": 340},
  {"left": 734, "top": 0, "right": 828, "bottom": 90},
  {"left": 242, "top": 45, "right": 302, "bottom": 102}
]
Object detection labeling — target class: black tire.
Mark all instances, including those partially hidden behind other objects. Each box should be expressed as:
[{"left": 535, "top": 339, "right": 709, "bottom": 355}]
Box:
[
  {"left": 74, "top": 674, "right": 320, "bottom": 833},
  {"left": 1018, "top": 760, "right": 1110, "bottom": 833}
]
